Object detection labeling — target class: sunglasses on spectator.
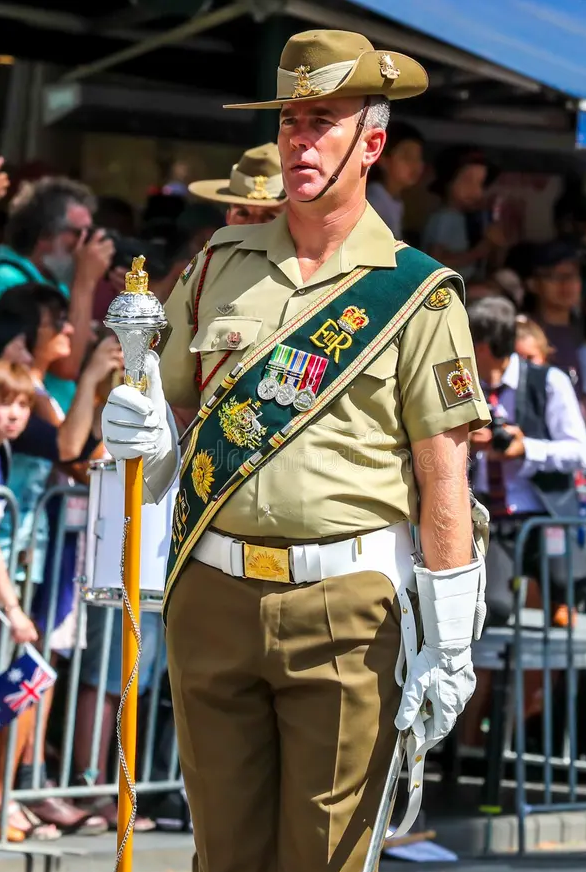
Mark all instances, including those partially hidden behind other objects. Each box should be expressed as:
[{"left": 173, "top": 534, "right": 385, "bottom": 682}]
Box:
[{"left": 39, "top": 311, "right": 69, "bottom": 333}]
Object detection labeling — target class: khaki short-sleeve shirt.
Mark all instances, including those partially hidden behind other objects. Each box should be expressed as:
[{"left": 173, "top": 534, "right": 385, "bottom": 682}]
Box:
[{"left": 160, "top": 205, "right": 490, "bottom": 538}]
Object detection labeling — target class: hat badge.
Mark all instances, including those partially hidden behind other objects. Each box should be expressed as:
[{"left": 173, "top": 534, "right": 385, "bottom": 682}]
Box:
[
  {"left": 380, "top": 54, "right": 401, "bottom": 81},
  {"left": 292, "top": 65, "right": 322, "bottom": 99},
  {"left": 247, "top": 175, "right": 272, "bottom": 201}
]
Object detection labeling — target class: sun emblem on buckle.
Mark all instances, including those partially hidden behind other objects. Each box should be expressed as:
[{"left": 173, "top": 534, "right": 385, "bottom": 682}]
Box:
[
  {"left": 243, "top": 545, "right": 290, "bottom": 583},
  {"left": 191, "top": 450, "right": 215, "bottom": 504},
  {"left": 291, "top": 65, "right": 322, "bottom": 99},
  {"left": 247, "top": 175, "right": 272, "bottom": 201},
  {"left": 380, "top": 54, "right": 401, "bottom": 81}
]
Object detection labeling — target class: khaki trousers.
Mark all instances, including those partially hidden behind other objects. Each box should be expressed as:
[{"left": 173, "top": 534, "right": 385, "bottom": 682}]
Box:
[{"left": 166, "top": 556, "right": 402, "bottom": 872}]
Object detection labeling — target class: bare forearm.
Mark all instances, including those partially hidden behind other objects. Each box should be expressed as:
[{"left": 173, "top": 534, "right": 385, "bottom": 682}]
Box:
[
  {"left": 414, "top": 425, "right": 472, "bottom": 571},
  {"left": 0, "top": 555, "right": 19, "bottom": 611},
  {"left": 52, "top": 280, "right": 94, "bottom": 380},
  {"left": 419, "top": 473, "right": 471, "bottom": 570},
  {"left": 57, "top": 371, "right": 98, "bottom": 461}
]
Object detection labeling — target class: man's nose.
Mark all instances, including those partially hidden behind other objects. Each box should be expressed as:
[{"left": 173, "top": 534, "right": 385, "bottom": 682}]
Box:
[{"left": 287, "top": 123, "right": 311, "bottom": 152}]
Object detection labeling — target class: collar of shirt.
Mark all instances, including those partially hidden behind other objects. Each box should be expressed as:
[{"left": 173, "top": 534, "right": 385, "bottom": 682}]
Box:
[{"left": 234, "top": 202, "right": 397, "bottom": 290}]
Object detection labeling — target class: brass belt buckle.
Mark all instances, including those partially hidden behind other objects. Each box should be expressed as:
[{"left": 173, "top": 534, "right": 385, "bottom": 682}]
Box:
[{"left": 243, "top": 543, "right": 290, "bottom": 583}]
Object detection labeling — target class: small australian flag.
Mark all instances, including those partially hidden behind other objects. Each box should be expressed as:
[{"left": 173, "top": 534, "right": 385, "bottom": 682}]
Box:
[{"left": 0, "top": 644, "right": 56, "bottom": 728}]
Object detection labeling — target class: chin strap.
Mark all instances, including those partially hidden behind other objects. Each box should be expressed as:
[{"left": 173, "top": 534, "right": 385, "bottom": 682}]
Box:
[{"left": 301, "top": 97, "right": 371, "bottom": 203}]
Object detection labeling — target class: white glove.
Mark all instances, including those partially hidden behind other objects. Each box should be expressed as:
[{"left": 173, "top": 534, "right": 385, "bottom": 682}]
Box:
[
  {"left": 395, "top": 559, "right": 485, "bottom": 742},
  {"left": 102, "top": 350, "right": 180, "bottom": 504}
]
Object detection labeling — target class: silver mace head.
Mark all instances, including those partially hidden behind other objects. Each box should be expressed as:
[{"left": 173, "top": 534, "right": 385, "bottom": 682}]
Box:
[{"left": 103, "top": 255, "right": 167, "bottom": 394}]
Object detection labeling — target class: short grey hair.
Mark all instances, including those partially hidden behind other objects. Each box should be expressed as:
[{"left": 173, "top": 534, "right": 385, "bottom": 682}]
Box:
[{"left": 363, "top": 96, "right": 391, "bottom": 131}]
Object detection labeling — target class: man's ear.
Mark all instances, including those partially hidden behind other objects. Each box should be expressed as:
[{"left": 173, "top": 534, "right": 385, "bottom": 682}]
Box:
[
  {"left": 525, "top": 276, "right": 537, "bottom": 295},
  {"left": 362, "top": 128, "right": 386, "bottom": 169}
]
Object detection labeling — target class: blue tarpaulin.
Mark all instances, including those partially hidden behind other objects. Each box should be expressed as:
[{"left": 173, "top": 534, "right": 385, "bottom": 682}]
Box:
[{"left": 352, "top": 0, "right": 586, "bottom": 98}]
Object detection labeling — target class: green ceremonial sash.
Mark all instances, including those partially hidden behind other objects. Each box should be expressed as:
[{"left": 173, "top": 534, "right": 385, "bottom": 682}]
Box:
[{"left": 163, "top": 242, "right": 461, "bottom": 615}]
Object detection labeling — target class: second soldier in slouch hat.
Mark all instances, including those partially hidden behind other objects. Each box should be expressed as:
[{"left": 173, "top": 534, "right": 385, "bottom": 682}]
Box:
[
  {"left": 189, "top": 142, "right": 286, "bottom": 226},
  {"left": 104, "top": 28, "right": 490, "bottom": 872}
]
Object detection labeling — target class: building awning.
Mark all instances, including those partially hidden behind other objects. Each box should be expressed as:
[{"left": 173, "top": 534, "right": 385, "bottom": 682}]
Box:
[{"left": 352, "top": 0, "right": 586, "bottom": 99}]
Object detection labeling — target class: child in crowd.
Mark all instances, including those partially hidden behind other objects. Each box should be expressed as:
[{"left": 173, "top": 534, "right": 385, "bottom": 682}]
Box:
[
  {"left": 515, "top": 315, "right": 553, "bottom": 366},
  {"left": 0, "top": 361, "right": 37, "bottom": 643},
  {"left": 0, "top": 361, "right": 58, "bottom": 842}
]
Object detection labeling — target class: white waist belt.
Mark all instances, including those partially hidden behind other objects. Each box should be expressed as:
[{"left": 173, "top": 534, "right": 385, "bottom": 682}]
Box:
[{"left": 191, "top": 523, "right": 428, "bottom": 838}]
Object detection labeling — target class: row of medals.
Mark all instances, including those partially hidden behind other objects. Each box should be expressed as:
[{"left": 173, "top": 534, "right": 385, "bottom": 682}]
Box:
[{"left": 257, "top": 371, "right": 316, "bottom": 412}]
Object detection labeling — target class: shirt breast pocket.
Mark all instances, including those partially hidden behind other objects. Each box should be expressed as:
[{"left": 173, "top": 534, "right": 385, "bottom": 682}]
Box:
[
  {"left": 190, "top": 316, "right": 263, "bottom": 387},
  {"left": 317, "top": 345, "right": 399, "bottom": 435}
]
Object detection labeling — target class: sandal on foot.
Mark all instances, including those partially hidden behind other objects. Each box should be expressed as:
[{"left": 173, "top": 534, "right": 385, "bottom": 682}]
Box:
[{"left": 10, "top": 802, "right": 61, "bottom": 841}]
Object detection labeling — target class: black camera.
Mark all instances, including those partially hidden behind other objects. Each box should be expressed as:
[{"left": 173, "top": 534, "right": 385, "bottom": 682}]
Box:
[{"left": 489, "top": 413, "right": 514, "bottom": 452}]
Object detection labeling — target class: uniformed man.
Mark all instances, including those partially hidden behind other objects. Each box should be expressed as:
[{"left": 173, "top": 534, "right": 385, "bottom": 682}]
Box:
[
  {"left": 189, "top": 142, "right": 287, "bottom": 226},
  {"left": 103, "top": 29, "right": 491, "bottom": 872}
]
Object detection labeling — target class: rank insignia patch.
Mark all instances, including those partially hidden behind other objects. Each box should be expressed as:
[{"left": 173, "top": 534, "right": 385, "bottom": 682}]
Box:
[
  {"left": 433, "top": 357, "right": 479, "bottom": 408},
  {"left": 180, "top": 256, "right": 198, "bottom": 285},
  {"left": 424, "top": 287, "right": 452, "bottom": 310}
]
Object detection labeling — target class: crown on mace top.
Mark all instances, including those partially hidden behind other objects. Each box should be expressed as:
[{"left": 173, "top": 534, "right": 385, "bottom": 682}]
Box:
[
  {"left": 337, "top": 305, "right": 370, "bottom": 335},
  {"left": 125, "top": 254, "right": 149, "bottom": 294}
]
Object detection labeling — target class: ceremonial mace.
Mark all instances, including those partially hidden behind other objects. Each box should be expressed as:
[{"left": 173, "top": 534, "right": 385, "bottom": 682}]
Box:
[
  {"left": 361, "top": 731, "right": 407, "bottom": 872},
  {"left": 104, "top": 256, "right": 167, "bottom": 872}
]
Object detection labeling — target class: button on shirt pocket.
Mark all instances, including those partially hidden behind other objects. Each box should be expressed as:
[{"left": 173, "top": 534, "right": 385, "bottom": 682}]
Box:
[{"left": 190, "top": 317, "right": 263, "bottom": 393}]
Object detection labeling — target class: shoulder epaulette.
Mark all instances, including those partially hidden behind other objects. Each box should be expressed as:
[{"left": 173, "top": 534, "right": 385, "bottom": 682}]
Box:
[{"left": 208, "top": 224, "right": 259, "bottom": 248}]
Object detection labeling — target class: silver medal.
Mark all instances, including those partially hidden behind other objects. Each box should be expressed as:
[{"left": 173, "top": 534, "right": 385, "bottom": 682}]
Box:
[
  {"left": 275, "top": 383, "right": 297, "bottom": 406},
  {"left": 293, "top": 387, "right": 316, "bottom": 412},
  {"left": 257, "top": 376, "right": 279, "bottom": 401}
]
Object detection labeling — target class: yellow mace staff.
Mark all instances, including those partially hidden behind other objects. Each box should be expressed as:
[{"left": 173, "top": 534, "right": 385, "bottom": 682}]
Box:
[{"left": 104, "top": 256, "right": 167, "bottom": 872}]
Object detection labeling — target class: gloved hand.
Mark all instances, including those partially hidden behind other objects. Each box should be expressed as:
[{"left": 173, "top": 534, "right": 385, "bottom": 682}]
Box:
[
  {"left": 395, "top": 559, "right": 485, "bottom": 742},
  {"left": 102, "top": 350, "right": 180, "bottom": 503}
]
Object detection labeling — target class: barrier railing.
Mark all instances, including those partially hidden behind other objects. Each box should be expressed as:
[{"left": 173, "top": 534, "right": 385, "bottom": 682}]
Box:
[
  {"left": 0, "top": 483, "right": 182, "bottom": 842},
  {"left": 513, "top": 516, "right": 586, "bottom": 854}
]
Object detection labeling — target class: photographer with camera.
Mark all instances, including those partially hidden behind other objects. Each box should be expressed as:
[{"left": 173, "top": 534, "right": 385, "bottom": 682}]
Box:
[
  {"left": 468, "top": 296, "right": 586, "bottom": 626},
  {"left": 0, "top": 177, "right": 114, "bottom": 413}
]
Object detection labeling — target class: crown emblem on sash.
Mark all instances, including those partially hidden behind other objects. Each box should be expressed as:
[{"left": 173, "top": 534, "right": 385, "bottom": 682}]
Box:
[
  {"left": 447, "top": 360, "right": 474, "bottom": 399},
  {"left": 380, "top": 54, "right": 401, "bottom": 80},
  {"left": 337, "top": 306, "right": 369, "bottom": 335},
  {"left": 292, "top": 66, "right": 322, "bottom": 99},
  {"left": 247, "top": 175, "right": 272, "bottom": 200}
]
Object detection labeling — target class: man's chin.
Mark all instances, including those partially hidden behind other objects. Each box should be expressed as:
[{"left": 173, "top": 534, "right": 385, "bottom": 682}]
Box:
[{"left": 286, "top": 184, "right": 322, "bottom": 203}]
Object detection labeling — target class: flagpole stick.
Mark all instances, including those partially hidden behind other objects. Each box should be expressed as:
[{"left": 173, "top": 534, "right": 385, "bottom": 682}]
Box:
[
  {"left": 103, "top": 255, "right": 167, "bottom": 872},
  {"left": 116, "top": 455, "right": 143, "bottom": 872}
]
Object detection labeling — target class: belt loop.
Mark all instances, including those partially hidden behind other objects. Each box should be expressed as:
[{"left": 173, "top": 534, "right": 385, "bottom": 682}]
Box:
[{"left": 220, "top": 537, "right": 233, "bottom": 575}]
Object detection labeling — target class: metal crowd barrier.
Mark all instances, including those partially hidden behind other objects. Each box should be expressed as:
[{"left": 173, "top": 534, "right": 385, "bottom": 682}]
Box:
[
  {"left": 512, "top": 516, "right": 586, "bottom": 854},
  {"left": 0, "top": 483, "right": 181, "bottom": 843}
]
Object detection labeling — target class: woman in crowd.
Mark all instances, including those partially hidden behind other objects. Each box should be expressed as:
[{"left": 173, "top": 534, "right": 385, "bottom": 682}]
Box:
[
  {"left": 0, "top": 282, "right": 122, "bottom": 834},
  {"left": 422, "top": 144, "right": 506, "bottom": 281}
]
